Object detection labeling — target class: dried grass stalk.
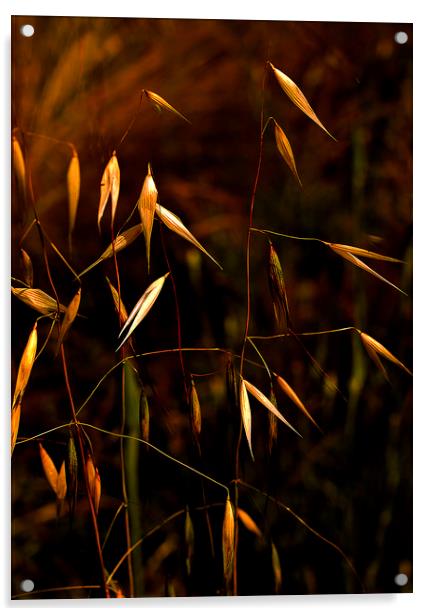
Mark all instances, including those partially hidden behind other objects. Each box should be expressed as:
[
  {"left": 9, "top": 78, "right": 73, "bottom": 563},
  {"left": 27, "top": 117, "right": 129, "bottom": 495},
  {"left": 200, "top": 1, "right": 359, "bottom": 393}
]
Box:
[
  {"left": 359, "top": 331, "right": 412, "bottom": 376},
  {"left": 239, "top": 378, "right": 254, "bottom": 461},
  {"left": 274, "top": 373, "right": 322, "bottom": 432},
  {"left": 56, "top": 288, "right": 81, "bottom": 353},
  {"left": 86, "top": 455, "right": 101, "bottom": 514},
  {"left": 138, "top": 163, "right": 158, "bottom": 272},
  {"left": 238, "top": 508, "right": 262, "bottom": 538},
  {"left": 98, "top": 152, "right": 120, "bottom": 229},
  {"left": 20, "top": 248, "right": 33, "bottom": 287},
  {"left": 271, "top": 541, "right": 282, "bottom": 593},
  {"left": 143, "top": 89, "right": 191, "bottom": 124},
  {"left": 12, "top": 287, "right": 66, "bottom": 315},
  {"left": 156, "top": 203, "right": 222, "bottom": 269},
  {"left": 273, "top": 120, "right": 302, "bottom": 186},
  {"left": 243, "top": 379, "right": 302, "bottom": 438},
  {"left": 12, "top": 321, "right": 38, "bottom": 410},
  {"left": 116, "top": 273, "right": 169, "bottom": 351},
  {"left": 268, "top": 241, "right": 290, "bottom": 330},
  {"left": 12, "top": 134, "right": 26, "bottom": 199},
  {"left": 67, "top": 148, "right": 80, "bottom": 238},
  {"left": 328, "top": 245, "right": 406, "bottom": 295},
  {"left": 222, "top": 497, "right": 235, "bottom": 583},
  {"left": 269, "top": 62, "right": 336, "bottom": 140},
  {"left": 190, "top": 378, "right": 202, "bottom": 438}
]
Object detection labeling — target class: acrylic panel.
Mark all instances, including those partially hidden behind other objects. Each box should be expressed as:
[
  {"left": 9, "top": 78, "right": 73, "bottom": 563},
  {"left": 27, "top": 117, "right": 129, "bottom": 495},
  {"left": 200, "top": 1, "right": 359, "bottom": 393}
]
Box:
[{"left": 11, "top": 15, "right": 412, "bottom": 599}]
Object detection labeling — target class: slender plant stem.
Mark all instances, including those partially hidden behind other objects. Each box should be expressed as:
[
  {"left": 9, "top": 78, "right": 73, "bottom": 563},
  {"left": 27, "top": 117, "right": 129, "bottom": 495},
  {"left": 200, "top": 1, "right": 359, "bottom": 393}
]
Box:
[
  {"left": 250, "top": 227, "right": 327, "bottom": 244},
  {"left": 234, "top": 58, "right": 269, "bottom": 596}
]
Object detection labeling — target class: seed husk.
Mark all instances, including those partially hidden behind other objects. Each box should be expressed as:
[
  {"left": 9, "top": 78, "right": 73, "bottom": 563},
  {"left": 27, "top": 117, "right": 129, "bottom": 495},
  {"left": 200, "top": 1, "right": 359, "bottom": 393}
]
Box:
[
  {"left": 273, "top": 120, "right": 302, "bottom": 186},
  {"left": 11, "top": 402, "right": 21, "bottom": 455},
  {"left": 185, "top": 507, "right": 195, "bottom": 576},
  {"left": 190, "top": 378, "right": 202, "bottom": 438},
  {"left": 39, "top": 443, "right": 62, "bottom": 497},
  {"left": 156, "top": 203, "right": 222, "bottom": 269},
  {"left": 12, "top": 321, "right": 38, "bottom": 410},
  {"left": 222, "top": 496, "right": 235, "bottom": 583},
  {"left": 359, "top": 331, "right": 412, "bottom": 377},
  {"left": 11, "top": 287, "right": 66, "bottom": 315},
  {"left": 239, "top": 378, "right": 254, "bottom": 461},
  {"left": 143, "top": 89, "right": 191, "bottom": 124},
  {"left": 238, "top": 508, "right": 262, "bottom": 538},
  {"left": 326, "top": 242, "right": 403, "bottom": 263},
  {"left": 55, "top": 287, "right": 81, "bottom": 354},
  {"left": 138, "top": 163, "right": 158, "bottom": 272},
  {"left": 243, "top": 379, "right": 302, "bottom": 438},
  {"left": 328, "top": 245, "right": 407, "bottom": 295},
  {"left": 20, "top": 248, "right": 33, "bottom": 287},
  {"left": 86, "top": 455, "right": 101, "bottom": 514},
  {"left": 269, "top": 62, "right": 336, "bottom": 140},
  {"left": 98, "top": 152, "right": 120, "bottom": 229},
  {"left": 116, "top": 273, "right": 169, "bottom": 351},
  {"left": 268, "top": 240, "right": 290, "bottom": 330},
  {"left": 67, "top": 148, "right": 80, "bottom": 239},
  {"left": 274, "top": 373, "right": 322, "bottom": 432}
]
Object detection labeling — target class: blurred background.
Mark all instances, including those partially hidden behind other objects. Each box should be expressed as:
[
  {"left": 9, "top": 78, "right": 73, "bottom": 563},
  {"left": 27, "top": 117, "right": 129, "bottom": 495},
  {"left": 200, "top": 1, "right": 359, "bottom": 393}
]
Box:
[{"left": 11, "top": 16, "right": 412, "bottom": 598}]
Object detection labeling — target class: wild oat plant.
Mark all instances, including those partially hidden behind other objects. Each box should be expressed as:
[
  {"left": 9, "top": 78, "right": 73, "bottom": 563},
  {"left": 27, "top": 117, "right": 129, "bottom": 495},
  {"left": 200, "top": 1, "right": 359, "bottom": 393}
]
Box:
[{"left": 11, "top": 20, "right": 412, "bottom": 599}]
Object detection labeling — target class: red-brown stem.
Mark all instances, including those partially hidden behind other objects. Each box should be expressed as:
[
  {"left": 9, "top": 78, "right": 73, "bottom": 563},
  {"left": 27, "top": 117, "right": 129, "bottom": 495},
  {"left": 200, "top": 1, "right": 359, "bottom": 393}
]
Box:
[
  {"left": 60, "top": 345, "right": 110, "bottom": 598},
  {"left": 233, "top": 60, "right": 269, "bottom": 596}
]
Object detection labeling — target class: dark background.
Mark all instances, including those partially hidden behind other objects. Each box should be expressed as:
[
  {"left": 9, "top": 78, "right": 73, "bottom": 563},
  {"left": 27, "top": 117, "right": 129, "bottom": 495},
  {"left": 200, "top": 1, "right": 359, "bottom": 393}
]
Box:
[{"left": 11, "top": 16, "right": 412, "bottom": 598}]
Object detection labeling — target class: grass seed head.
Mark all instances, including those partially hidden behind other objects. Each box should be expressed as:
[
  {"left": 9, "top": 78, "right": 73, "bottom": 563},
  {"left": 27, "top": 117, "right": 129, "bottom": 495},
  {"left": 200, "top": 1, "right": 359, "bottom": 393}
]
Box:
[
  {"left": 12, "top": 287, "right": 67, "bottom": 315},
  {"left": 222, "top": 496, "right": 235, "bottom": 583},
  {"left": 268, "top": 241, "right": 290, "bottom": 330},
  {"left": 190, "top": 378, "right": 202, "bottom": 438},
  {"left": 11, "top": 402, "right": 21, "bottom": 455},
  {"left": 143, "top": 89, "right": 191, "bottom": 124},
  {"left": 138, "top": 163, "right": 158, "bottom": 272},
  {"left": 273, "top": 120, "right": 302, "bottom": 186},
  {"left": 269, "top": 62, "right": 336, "bottom": 140},
  {"left": 238, "top": 508, "right": 262, "bottom": 538},
  {"left": 12, "top": 321, "right": 38, "bottom": 410},
  {"left": 274, "top": 373, "right": 322, "bottom": 432},
  {"left": 86, "top": 455, "right": 101, "bottom": 514},
  {"left": 239, "top": 378, "right": 254, "bottom": 461},
  {"left": 67, "top": 148, "right": 80, "bottom": 239},
  {"left": 243, "top": 379, "right": 302, "bottom": 438},
  {"left": 98, "top": 152, "right": 120, "bottom": 229},
  {"left": 359, "top": 331, "right": 412, "bottom": 376},
  {"left": 55, "top": 287, "right": 81, "bottom": 354},
  {"left": 20, "top": 248, "right": 34, "bottom": 287},
  {"left": 39, "top": 443, "right": 60, "bottom": 496}
]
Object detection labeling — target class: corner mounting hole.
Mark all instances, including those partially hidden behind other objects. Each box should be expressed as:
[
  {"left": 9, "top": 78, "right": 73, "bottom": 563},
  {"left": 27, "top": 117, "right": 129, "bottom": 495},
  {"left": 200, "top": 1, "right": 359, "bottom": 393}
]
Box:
[
  {"left": 20, "top": 24, "right": 35, "bottom": 38},
  {"left": 394, "top": 573, "right": 408, "bottom": 586},
  {"left": 20, "top": 579, "right": 35, "bottom": 592},
  {"left": 394, "top": 31, "right": 408, "bottom": 44}
]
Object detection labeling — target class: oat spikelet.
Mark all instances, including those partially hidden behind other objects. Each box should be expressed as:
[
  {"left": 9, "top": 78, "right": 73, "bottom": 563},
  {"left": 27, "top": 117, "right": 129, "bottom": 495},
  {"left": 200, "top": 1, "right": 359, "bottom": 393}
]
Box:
[
  {"left": 140, "top": 391, "right": 150, "bottom": 444},
  {"left": 55, "top": 287, "right": 81, "bottom": 354},
  {"left": 12, "top": 322, "right": 38, "bottom": 409},
  {"left": 12, "top": 287, "right": 67, "bottom": 315},
  {"left": 268, "top": 386, "right": 278, "bottom": 453},
  {"left": 238, "top": 508, "right": 262, "bottom": 538},
  {"left": 156, "top": 203, "right": 222, "bottom": 269},
  {"left": 138, "top": 163, "right": 158, "bottom": 272},
  {"left": 222, "top": 496, "right": 235, "bottom": 583},
  {"left": 39, "top": 443, "right": 60, "bottom": 495},
  {"left": 11, "top": 402, "right": 21, "bottom": 455},
  {"left": 20, "top": 248, "right": 33, "bottom": 287},
  {"left": 86, "top": 455, "right": 102, "bottom": 514},
  {"left": 271, "top": 541, "right": 282, "bottom": 593},
  {"left": 98, "top": 152, "right": 120, "bottom": 230},
  {"left": 273, "top": 120, "right": 302, "bottom": 186},
  {"left": 274, "top": 373, "right": 322, "bottom": 432},
  {"left": 143, "top": 89, "right": 191, "bottom": 124},
  {"left": 239, "top": 378, "right": 254, "bottom": 461},
  {"left": 185, "top": 507, "right": 195, "bottom": 576},
  {"left": 326, "top": 242, "right": 403, "bottom": 263},
  {"left": 359, "top": 331, "right": 412, "bottom": 377},
  {"left": 190, "top": 378, "right": 202, "bottom": 439},
  {"left": 80, "top": 224, "right": 143, "bottom": 276},
  {"left": 12, "top": 134, "right": 26, "bottom": 199},
  {"left": 116, "top": 273, "right": 169, "bottom": 351},
  {"left": 268, "top": 241, "right": 290, "bottom": 330},
  {"left": 12, "top": 322, "right": 38, "bottom": 410},
  {"left": 243, "top": 379, "right": 302, "bottom": 438},
  {"left": 56, "top": 461, "right": 68, "bottom": 501},
  {"left": 67, "top": 148, "right": 80, "bottom": 239},
  {"left": 328, "top": 245, "right": 407, "bottom": 295},
  {"left": 269, "top": 62, "right": 336, "bottom": 140},
  {"left": 106, "top": 277, "right": 129, "bottom": 327}
]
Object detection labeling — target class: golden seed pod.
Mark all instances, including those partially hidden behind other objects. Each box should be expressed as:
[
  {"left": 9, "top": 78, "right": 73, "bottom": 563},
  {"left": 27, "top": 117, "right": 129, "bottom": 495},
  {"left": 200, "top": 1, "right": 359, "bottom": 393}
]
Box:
[
  {"left": 20, "top": 248, "right": 33, "bottom": 287},
  {"left": 67, "top": 148, "right": 80, "bottom": 239},
  {"left": 138, "top": 163, "right": 158, "bottom": 272},
  {"left": 222, "top": 496, "right": 235, "bottom": 583},
  {"left": 86, "top": 455, "right": 101, "bottom": 514},
  {"left": 98, "top": 152, "right": 120, "bottom": 229},
  {"left": 39, "top": 443, "right": 67, "bottom": 502},
  {"left": 268, "top": 241, "right": 290, "bottom": 331},
  {"left": 359, "top": 331, "right": 412, "bottom": 377},
  {"left": 273, "top": 120, "right": 302, "bottom": 186},
  {"left": 190, "top": 378, "right": 202, "bottom": 439},
  {"left": 143, "top": 89, "right": 191, "bottom": 124},
  {"left": 239, "top": 378, "right": 254, "bottom": 461},
  {"left": 12, "top": 134, "right": 26, "bottom": 200},
  {"left": 55, "top": 287, "right": 81, "bottom": 354},
  {"left": 243, "top": 379, "right": 302, "bottom": 438},
  {"left": 11, "top": 287, "right": 66, "bottom": 315},
  {"left": 238, "top": 508, "right": 262, "bottom": 538},
  {"left": 274, "top": 373, "right": 321, "bottom": 432}
]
